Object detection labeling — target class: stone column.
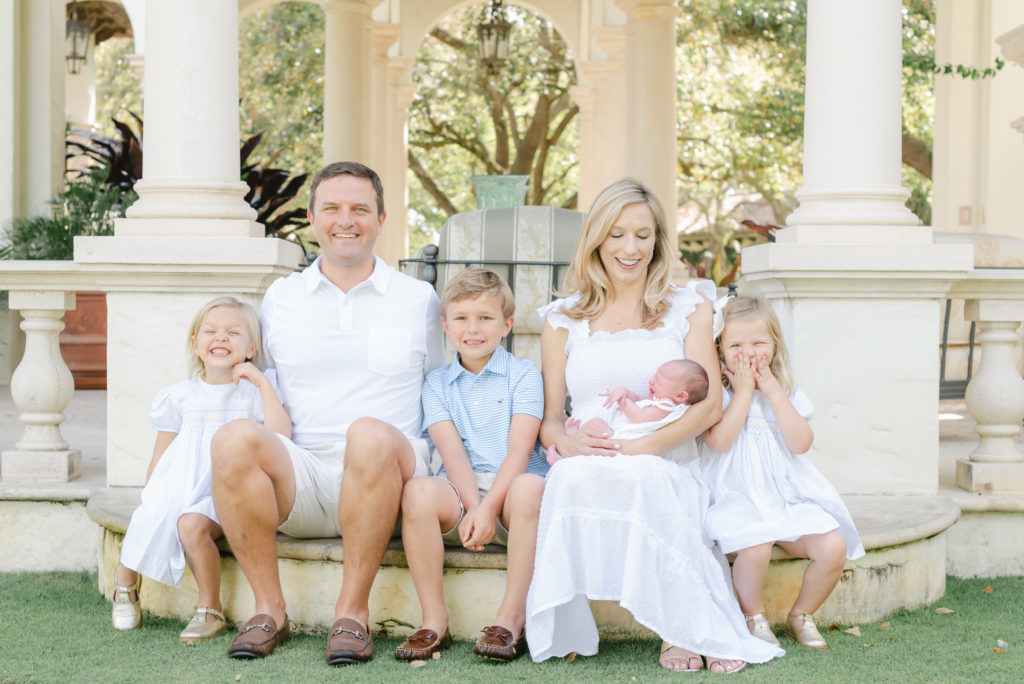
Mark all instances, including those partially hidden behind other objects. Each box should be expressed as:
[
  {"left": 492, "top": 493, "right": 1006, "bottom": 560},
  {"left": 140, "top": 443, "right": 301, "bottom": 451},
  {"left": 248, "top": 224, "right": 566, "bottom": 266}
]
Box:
[
  {"left": 78, "top": 0, "right": 302, "bottom": 486},
  {"left": 740, "top": 0, "right": 974, "bottom": 495},
  {"left": 1, "top": 292, "right": 81, "bottom": 483},
  {"left": 786, "top": 0, "right": 919, "bottom": 232},
  {"left": 322, "top": 0, "right": 372, "bottom": 164},
  {"left": 123, "top": 0, "right": 258, "bottom": 233},
  {"left": 620, "top": 0, "right": 679, "bottom": 220}
]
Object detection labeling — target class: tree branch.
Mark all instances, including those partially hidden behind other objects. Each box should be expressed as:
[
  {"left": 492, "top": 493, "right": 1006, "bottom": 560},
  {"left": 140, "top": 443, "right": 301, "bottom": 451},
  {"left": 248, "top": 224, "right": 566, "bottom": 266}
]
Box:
[{"left": 408, "top": 150, "right": 459, "bottom": 216}]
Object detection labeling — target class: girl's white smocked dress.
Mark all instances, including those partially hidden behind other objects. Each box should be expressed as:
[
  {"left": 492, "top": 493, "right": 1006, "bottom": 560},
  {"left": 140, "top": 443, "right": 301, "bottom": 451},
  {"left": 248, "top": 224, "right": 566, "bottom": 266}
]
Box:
[
  {"left": 119, "top": 375, "right": 273, "bottom": 587},
  {"left": 701, "top": 388, "right": 864, "bottom": 558}
]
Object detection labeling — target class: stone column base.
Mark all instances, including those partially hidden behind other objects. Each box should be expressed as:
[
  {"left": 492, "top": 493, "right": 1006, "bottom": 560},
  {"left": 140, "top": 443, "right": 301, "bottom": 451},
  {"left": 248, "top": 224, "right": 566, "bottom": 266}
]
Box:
[
  {"left": 956, "top": 459, "right": 1024, "bottom": 494},
  {"left": 2, "top": 449, "right": 82, "bottom": 483}
]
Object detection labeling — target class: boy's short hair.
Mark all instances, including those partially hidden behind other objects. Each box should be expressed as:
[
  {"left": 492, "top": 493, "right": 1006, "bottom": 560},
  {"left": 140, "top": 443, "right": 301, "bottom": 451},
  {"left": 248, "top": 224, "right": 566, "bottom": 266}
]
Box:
[{"left": 440, "top": 267, "right": 515, "bottom": 319}]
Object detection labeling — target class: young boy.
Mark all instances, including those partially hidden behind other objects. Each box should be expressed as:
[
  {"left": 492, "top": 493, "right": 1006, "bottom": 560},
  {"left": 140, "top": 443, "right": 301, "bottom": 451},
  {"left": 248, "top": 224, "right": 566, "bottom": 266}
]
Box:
[{"left": 396, "top": 268, "right": 549, "bottom": 662}]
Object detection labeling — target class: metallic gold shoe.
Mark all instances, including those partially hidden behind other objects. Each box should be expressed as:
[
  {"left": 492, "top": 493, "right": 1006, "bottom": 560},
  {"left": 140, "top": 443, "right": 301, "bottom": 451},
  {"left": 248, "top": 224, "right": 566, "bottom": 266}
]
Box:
[
  {"left": 785, "top": 613, "right": 827, "bottom": 649},
  {"left": 111, "top": 577, "right": 141, "bottom": 631},
  {"left": 179, "top": 607, "right": 228, "bottom": 642},
  {"left": 745, "top": 613, "right": 780, "bottom": 647}
]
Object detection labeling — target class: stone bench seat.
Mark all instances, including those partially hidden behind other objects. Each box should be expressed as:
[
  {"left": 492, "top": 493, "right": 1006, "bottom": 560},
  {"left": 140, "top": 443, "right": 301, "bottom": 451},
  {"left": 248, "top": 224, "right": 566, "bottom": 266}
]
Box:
[{"left": 87, "top": 487, "right": 960, "bottom": 638}]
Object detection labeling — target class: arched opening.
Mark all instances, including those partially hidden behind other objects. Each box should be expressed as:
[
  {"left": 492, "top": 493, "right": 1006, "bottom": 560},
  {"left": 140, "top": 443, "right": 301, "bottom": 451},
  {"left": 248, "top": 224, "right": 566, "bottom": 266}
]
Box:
[{"left": 405, "top": 2, "right": 579, "bottom": 251}]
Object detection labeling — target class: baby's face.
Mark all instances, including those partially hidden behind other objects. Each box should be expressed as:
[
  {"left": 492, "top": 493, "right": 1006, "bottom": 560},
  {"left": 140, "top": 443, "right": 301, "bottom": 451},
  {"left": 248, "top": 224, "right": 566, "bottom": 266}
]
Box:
[{"left": 648, "top": 365, "right": 688, "bottom": 403}]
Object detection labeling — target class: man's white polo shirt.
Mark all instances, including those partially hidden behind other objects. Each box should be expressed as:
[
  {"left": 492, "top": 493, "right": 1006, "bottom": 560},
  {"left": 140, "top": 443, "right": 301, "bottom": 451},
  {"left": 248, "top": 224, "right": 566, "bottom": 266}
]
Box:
[{"left": 260, "top": 256, "right": 444, "bottom": 447}]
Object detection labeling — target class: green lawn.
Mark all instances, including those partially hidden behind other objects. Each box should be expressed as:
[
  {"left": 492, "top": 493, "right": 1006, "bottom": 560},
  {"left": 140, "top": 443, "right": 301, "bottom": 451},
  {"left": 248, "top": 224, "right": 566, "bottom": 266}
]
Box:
[{"left": 0, "top": 572, "right": 1020, "bottom": 683}]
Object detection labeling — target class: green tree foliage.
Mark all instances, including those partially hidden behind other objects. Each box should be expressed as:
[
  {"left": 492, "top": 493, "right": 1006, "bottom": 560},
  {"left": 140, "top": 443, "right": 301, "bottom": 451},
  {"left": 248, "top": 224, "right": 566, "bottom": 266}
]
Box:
[{"left": 407, "top": 5, "right": 580, "bottom": 245}]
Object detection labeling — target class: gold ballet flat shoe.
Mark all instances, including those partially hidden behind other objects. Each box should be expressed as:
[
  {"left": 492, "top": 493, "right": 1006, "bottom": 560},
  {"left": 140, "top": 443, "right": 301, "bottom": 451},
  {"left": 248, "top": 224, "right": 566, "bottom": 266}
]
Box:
[
  {"left": 179, "top": 607, "right": 228, "bottom": 642},
  {"left": 785, "top": 613, "right": 828, "bottom": 649},
  {"left": 745, "top": 613, "right": 780, "bottom": 647},
  {"left": 111, "top": 577, "right": 141, "bottom": 631}
]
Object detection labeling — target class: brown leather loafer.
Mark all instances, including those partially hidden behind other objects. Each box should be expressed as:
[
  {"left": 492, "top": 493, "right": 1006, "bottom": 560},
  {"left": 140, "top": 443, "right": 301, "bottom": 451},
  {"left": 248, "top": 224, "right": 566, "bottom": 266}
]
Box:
[
  {"left": 326, "top": 618, "right": 374, "bottom": 666},
  {"left": 227, "top": 614, "right": 290, "bottom": 659},
  {"left": 395, "top": 627, "right": 453, "bottom": 660},
  {"left": 473, "top": 625, "right": 527, "bottom": 661}
]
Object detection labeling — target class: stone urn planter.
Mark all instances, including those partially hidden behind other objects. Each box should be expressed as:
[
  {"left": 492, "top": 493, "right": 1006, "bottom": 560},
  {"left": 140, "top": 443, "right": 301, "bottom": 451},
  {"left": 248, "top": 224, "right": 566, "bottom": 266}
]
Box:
[{"left": 60, "top": 291, "right": 107, "bottom": 389}]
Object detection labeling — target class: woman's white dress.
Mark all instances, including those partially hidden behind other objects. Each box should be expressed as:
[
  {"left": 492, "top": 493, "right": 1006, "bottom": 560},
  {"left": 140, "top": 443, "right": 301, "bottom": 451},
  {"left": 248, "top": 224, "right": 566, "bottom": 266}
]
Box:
[
  {"left": 119, "top": 375, "right": 272, "bottom": 587},
  {"left": 701, "top": 389, "right": 865, "bottom": 558},
  {"left": 525, "top": 282, "right": 783, "bottom": 663}
]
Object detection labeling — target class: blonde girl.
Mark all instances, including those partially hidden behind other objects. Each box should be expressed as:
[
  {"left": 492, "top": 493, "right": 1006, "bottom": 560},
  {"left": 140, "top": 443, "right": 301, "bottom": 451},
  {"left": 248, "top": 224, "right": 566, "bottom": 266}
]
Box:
[
  {"left": 112, "top": 297, "right": 291, "bottom": 642},
  {"left": 701, "top": 296, "right": 864, "bottom": 650}
]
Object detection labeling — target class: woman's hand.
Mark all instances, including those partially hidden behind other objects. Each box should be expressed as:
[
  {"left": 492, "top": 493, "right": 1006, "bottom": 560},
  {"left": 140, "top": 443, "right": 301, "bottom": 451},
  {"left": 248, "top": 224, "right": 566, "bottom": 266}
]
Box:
[{"left": 566, "top": 421, "right": 620, "bottom": 457}]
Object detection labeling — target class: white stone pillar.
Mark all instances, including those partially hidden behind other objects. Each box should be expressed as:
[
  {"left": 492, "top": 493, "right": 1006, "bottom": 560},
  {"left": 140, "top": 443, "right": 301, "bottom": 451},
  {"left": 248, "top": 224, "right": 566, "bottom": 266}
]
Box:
[
  {"left": 322, "top": 0, "right": 372, "bottom": 164},
  {"left": 740, "top": 0, "right": 974, "bottom": 495},
  {"left": 0, "top": 0, "right": 64, "bottom": 223},
  {"left": 620, "top": 0, "right": 678, "bottom": 220},
  {"left": 1, "top": 291, "right": 81, "bottom": 483},
  {"left": 786, "top": 0, "right": 919, "bottom": 232},
  {"left": 123, "top": 0, "right": 256, "bottom": 233},
  {"left": 369, "top": 24, "right": 408, "bottom": 266},
  {"left": 79, "top": 1, "right": 302, "bottom": 486}
]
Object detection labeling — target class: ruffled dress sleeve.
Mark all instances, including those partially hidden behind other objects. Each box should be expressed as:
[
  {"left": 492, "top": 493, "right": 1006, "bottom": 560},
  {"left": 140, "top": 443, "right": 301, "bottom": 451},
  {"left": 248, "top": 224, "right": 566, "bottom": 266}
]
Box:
[
  {"left": 790, "top": 388, "right": 813, "bottom": 421},
  {"left": 149, "top": 380, "right": 187, "bottom": 433},
  {"left": 664, "top": 280, "right": 717, "bottom": 337},
  {"left": 536, "top": 295, "right": 582, "bottom": 354}
]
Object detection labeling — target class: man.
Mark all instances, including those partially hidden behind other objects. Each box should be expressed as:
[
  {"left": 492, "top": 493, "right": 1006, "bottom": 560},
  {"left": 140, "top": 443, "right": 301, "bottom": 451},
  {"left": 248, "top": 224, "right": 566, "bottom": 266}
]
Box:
[{"left": 211, "top": 161, "right": 443, "bottom": 664}]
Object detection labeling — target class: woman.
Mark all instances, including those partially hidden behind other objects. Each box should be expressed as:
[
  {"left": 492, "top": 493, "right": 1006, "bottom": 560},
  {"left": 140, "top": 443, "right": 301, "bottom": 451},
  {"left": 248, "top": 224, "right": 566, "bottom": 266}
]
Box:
[{"left": 525, "top": 179, "right": 782, "bottom": 672}]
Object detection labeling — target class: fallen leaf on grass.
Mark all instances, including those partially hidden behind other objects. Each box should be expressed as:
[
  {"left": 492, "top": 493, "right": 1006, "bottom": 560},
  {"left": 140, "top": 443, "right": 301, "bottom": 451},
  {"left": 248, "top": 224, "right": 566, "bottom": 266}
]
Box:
[
  {"left": 997, "top": 640, "right": 1008, "bottom": 648},
  {"left": 862, "top": 643, "right": 872, "bottom": 648},
  {"left": 235, "top": 676, "right": 242, "bottom": 682},
  {"left": 879, "top": 622, "right": 891, "bottom": 630},
  {"left": 410, "top": 660, "right": 427, "bottom": 669},
  {"left": 982, "top": 586, "right": 993, "bottom": 593},
  {"left": 432, "top": 651, "right": 441, "bottom": 660},
  {"left": 844, "top": 626, "right": 862, "bottom": 636},
  {"left": 993, "top": 648, "right": 1005, "bottom": 655},
  {"left": 568, "top": 652, "right": 577, "bottom": 662},
  {"left": 934, "top": 607, "right": 955, "bottom": 614},
  {"left": 888, "top": 637, "right": 895, "bottom": 643},
  {"left": 827, "top": 624, "right": 840, "bottom": 633}
]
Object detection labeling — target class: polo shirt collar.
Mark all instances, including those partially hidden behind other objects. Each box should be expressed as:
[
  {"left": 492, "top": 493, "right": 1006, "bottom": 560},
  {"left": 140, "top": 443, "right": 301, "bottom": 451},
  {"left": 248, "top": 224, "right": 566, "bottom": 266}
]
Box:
[
  {"left": 301, "top": 255, "right": 391, "bottom": 294},
  {"left": 447, "top": 344, "right": 511, "bottom": 383}
]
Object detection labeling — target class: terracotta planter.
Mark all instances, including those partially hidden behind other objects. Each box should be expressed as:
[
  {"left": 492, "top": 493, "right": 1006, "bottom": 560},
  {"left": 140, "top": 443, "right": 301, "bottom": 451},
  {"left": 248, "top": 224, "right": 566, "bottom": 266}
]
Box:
[{"left": 60, "top": 291, "right": 107, "bottom": 390}]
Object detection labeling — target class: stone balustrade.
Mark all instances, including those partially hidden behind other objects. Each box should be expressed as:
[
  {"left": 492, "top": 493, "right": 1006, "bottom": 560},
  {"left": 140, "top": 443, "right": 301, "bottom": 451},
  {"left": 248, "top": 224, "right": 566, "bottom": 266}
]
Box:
[
  {"left": 948, "top": 268, "right": 1024, "bottom": 493},
  {"left": 0, "top": 262, "right": 97, "bottom": 483}
]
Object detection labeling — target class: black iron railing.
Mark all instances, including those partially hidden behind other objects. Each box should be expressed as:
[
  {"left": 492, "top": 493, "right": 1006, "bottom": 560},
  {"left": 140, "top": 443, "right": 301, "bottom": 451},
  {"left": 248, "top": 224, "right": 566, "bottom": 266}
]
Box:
[{"left": 939, "top": 298, "right": 976, "bottom": 400}]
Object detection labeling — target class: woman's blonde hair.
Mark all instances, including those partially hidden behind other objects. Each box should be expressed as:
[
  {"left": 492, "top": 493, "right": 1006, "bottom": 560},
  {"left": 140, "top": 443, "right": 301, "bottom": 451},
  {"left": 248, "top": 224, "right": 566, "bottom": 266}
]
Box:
[
  {"left": 717, "top": 296, "right": 793, "bottom": 393},
  {"left": 186, "top": 296, "right": 263, "bottom": 377},
  {"left": 560, "top": 178, "right": 675, "bottom": 329}
]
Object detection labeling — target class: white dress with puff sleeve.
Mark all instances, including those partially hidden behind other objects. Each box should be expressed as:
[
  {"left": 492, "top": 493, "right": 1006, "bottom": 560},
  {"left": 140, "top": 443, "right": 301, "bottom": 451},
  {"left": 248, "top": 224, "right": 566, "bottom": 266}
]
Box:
[
  {"left": 525, "top": 282, "right": 782, "bottom": 664},
  {"left": 119, "top": 375, "right": 272, "bottom": 588}
]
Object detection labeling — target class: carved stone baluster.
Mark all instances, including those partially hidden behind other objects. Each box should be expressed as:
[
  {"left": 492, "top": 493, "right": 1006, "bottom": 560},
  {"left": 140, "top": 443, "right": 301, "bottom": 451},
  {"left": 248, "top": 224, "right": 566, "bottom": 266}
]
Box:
[
  {"left": 956, "top": 299, "right": 1024, "bottom": 492},
  {"left": 1, "top": 291, "right": 82, "bottom": 483}
]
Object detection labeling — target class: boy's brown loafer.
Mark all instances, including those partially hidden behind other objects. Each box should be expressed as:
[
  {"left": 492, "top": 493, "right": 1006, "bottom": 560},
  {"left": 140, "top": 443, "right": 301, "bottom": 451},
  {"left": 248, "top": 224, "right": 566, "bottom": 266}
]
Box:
[
  {"left": 227, "top": 614, "right": 290, "bottom": 659},
  {"left": 326, "top": 618, "right": 374, "bottom": 665},
  {"left": 473, "top": 625, "right": 527, "bottom": 661},
  {"left": 394, "top": 627, "right": 453, "bottom": 660}
]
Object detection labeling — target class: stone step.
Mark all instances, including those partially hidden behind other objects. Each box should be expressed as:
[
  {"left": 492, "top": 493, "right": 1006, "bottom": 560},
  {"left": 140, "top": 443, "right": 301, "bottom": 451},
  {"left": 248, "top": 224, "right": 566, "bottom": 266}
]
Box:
[{"left": 86, "top": 487, "right": 959, "bottom": 639}]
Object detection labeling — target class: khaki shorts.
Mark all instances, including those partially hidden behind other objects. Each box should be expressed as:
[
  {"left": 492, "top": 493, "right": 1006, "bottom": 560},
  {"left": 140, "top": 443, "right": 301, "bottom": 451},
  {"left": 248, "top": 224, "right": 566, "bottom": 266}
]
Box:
[
  {"left": 276, "top": 434, "right": 430, "bottom": 538},
  {"left": 439, "top": 472, "right": 510, "bottom": 547}
]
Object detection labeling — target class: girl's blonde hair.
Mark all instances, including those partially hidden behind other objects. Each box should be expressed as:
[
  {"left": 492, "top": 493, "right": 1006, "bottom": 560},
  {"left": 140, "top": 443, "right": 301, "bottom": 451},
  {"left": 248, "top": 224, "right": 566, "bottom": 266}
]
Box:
[
  {"left": 186, "top": 296, "right": 263, "bottom": 377},
  {"left": 717, "top": 296, "right": 794, "bottom": 393},
  {"left": 560, "top": 178, "right": 675, "bottom": 329}
]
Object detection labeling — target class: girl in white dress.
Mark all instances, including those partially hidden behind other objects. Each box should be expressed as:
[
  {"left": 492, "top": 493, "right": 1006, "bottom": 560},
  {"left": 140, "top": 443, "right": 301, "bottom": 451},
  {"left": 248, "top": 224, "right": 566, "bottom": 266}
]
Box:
[
  {"left": 701, "top": 296, "right": 864, "bottom": 651},
  {"left": 111, "top": 297, "right": 292, "bottom": 642},
  {"left": 527, "top": 178, "right": 782, "bottom": 673}
]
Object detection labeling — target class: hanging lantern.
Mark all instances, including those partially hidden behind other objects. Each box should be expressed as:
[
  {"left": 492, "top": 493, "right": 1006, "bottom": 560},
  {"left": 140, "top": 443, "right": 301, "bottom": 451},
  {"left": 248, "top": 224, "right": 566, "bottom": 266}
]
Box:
[
  {"left": 66, "top": 1, "right": 92, "bottom": 75},
  {"left": 477, "top": 0, "right": 511, "bottom": 72}
]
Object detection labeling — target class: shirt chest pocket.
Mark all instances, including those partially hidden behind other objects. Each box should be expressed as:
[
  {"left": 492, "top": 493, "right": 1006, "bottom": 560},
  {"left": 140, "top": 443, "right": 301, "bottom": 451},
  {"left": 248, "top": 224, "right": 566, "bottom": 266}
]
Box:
[{"left": 368, "top": 327, "right": 413, "bottom": 376}]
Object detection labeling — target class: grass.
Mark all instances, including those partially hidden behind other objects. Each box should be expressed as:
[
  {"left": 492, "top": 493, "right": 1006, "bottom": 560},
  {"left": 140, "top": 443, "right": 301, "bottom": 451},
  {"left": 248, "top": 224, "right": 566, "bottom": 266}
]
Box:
[{"left": 0, "top": 572, "right": 1021, "bottom": 683}]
